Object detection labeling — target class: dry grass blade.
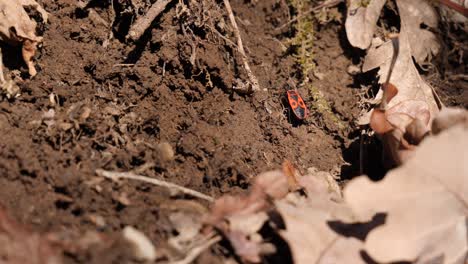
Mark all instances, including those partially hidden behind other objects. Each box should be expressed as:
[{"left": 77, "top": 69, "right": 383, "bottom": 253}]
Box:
[
  {"left": 223, "top": 0, "right": 262, "bottom": 92},
  {"left": 96, "top": 169, "right": 214, "bottom": 202}
]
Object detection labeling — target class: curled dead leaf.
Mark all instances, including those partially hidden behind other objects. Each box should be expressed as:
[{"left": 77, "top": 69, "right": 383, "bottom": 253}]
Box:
[
  {"left": 344, "top": 122, "right": 468, "bottom": 263},
  {"left": 0, "top": 0, "right": 49, "bottom": 77}
]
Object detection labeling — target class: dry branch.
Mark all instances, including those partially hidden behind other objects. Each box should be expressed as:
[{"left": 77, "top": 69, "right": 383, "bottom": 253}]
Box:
[
  {"left": 223, "top": 0, "right": 262, "bottom": 92},
  {"left": 96, "top": 169, "right": 214, "bottom": 202},
  {"left": 127, "top": 0, "right": 173, "bottom": 41}
]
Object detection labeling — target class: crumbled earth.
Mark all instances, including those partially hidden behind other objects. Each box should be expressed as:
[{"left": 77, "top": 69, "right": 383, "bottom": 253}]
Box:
[{"left": 0, "top": 0, "right": 463, "bottom": 263}]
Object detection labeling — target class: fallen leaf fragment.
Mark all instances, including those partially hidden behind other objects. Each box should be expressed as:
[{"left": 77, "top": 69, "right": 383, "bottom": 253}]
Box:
[
  {"left": 207, "top": 167, "right": 368, "bottom": 263},
  {"left": 0, "top": 204, "right": 62, "bottom": 264},
  {"left": 205, "top": 170, "right": 288, "bottom": 263},
  {"left": 352, "top": 0, "right": 442, "bottom": 165},
  {"left": 344, "top": 121, "right": 468, "bottom": 263},
  {"left": 0, "top": 0, "right": 48, "bottom": 77},
  {"left": 275, "top": 169, "right": 364, "bottom": 264},
  {"left": 346, "top": 0, "right": 440, "bottom": 63},
  {"left": 345, "top": 0, "right": 387, "bottom": 49},
  {"left": 431, "top": 107, "right": 468, "bottom": 135},
  {"left": 165, "top": 200, "right": 207, "bottom": 253}
]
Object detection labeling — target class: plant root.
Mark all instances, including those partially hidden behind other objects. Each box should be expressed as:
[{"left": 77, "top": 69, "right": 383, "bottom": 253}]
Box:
[
  {"left": 126, "top": 0, "right": 174, "bottom": 41},
  {"left": 96, "top": 169, "right": 214, "bottom": 202},
  {"left": 223, "top": 0, "right": 262, "bottom": 92}
]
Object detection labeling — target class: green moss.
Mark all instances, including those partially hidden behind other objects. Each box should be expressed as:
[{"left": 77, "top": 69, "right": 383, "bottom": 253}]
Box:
[
  {"left": 308, "top": 86, "right": 345, "bottom": 130},
  {"left": 289, "top": 0, "right": 315, "bottom": 79},
  {"left": 288, "top": 0, "right": 344, "bottom": 131}
]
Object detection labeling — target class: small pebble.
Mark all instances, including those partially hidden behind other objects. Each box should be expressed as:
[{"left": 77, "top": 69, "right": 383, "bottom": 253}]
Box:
[
  {"left": 347, "top": 65, "right": 361, "bottom": 75},
  {"left": 157, "top": 142, "right": 175, "bottom": 161},
  {"left": 123, "top": 226, "right": 157, "bottom": 262}
]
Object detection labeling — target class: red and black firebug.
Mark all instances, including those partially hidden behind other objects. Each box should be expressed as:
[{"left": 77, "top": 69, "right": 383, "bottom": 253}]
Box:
[{"left": 286, "top": 90, "right": 309, "bottom": 120}]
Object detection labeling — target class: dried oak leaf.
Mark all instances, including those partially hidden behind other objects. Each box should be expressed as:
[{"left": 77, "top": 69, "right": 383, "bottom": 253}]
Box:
[
  {"left": 205, "top": 170, "right": 289, "bottom": 263},
  {"left": 206, "top": 167, "right": 356, "bottom": 263},
  {"left": 0, "top": 0, "right": 48, "bottom": 77},
  {"left": 354, "top": 0, "right": 442, "bottom": 165},
  {"left": 275, "top": 168, "right": 366, "bottom": 264},
  {"left": 345, "top": 0, "right": 387, "bottom": 49},
  {"left": 344, "top": 122, "right": 468, "bottom": 263},
  {"left": 346, "top": 0, "right": 440, "bottom": 63},
  {"left": 357, "top": 0, "right": 441, "bottom": 122},
  {"left": 0, "top": 204, "right": 62, "bottom": 264}
]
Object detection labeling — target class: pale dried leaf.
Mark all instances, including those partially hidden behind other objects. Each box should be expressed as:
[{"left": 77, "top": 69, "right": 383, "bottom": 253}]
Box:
[
  {"left": 346, "top": 0, "right": 439, "bottom": 62},
  {"left": 432, "top": 107, "right": 468, "bottom": 135},
  {"left": 397, "top": 0, "right": 440, "bottom": 64},
  {"left": 358, "top": 1, "right": 441, "bottom": 166},
  {"left": 345, "top": 0, "right": 387, "bottom": 49},
  {"left": 276, "top": 170, "right": 363, "bottom": 264},
  {"left": 344, "top": 124, "right": 468, "bottom": 263},
  {"left": 364, "top": 34, "right": 440, "bottom": 126},
  {"left": 0, "top": 0, "right": 45, "bottom": 43},
  {"left": 276, "top": 200, "right": 364, "bottom": 264},
  {"left": 205, "top": 171, "right": 288, "bottom": 263},
  {"left": 0, "top": 0, "right": 48, "bottom": 76}
]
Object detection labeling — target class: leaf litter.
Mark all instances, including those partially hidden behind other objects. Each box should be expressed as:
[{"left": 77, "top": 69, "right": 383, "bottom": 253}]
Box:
[
  {"left": 347, "top": 0, "right": 448, "bottom": 166},
  {"left": 206, "top": 108, "right": 468, "bottom": 263}
]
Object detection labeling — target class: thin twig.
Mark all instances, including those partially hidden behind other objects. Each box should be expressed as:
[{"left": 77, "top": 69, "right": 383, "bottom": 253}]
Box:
[
  {"left": 96, "top": 169, "right": 214, "bottom": 202},
  {"left": 222, "top": 0, "right": 262, "bottom": 92},
  {"left": 126, "top": 0, "right": 174, "bottom": 41},
  {"left": 171, "top": 235, "right": 222, "bottom": 264},
  {"left": 0, "top": 47, "right": 5, "bottom": 84}
]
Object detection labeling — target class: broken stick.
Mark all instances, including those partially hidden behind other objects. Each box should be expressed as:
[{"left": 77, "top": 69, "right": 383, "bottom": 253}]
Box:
[
  {"left": 223, "top": 0, "right": 263, "bottom": 92},
  {"left": 127, "top": 0, "right": 173, "bottom": 41},
  {"left": 96, "top": 169, "right": 214, "bottom": 202}
]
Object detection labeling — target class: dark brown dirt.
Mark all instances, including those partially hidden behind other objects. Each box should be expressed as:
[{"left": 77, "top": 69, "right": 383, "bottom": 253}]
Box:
[{"left": 0, "top": 0, "right": 462, "bottom": 263}]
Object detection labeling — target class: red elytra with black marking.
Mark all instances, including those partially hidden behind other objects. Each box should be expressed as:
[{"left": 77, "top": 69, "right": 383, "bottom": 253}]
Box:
[{"left": 287, "top": 90, "right": 309, "bottom": 119}]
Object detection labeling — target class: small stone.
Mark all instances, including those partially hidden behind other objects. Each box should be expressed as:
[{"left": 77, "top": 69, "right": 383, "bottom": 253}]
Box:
[
  {"left": 313, "top": 71, "right": 325, "bottom": 80},
  {"left": 156, "top": 142, "right": 175, "bottom": 161},
  {"left": 87, "top": 214, "right": 106, "bottom": 228},
  {"left": 122, "top": 226, "right": 156, "bottom": 262},
  {"left": 58, "top": 122, "right": 73, "bottom": 131},
  {"left": 49, "top": 93, "right": 56, "bottom": 106},
  {"left": 347, "top": 65, "right": 361, "bottom": 75}
]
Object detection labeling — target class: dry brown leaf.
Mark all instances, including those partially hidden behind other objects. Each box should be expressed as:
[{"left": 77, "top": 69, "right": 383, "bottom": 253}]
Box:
[
  {"left": 276, "top": 199, "right": 365, "bottom": 264},
  {"left": 346, "top": 0, "right": 440, "bottom": 63},
  {"left": 0, "top": 0, "right": 48, "bottom": 77},
  {"left": 205, "top": 170, "right": 288, "bottom": 263},
  {"left": 275, "top": 169, "right": 365, "bottom": 264},
  {"left": 344, "top": 122, "right": 468, "bottom": 263},
  {"left": 345, "top": 0, "right": 387, "bottom": 49},
  {"left": 205, "top": 167, "right": 365, "bottom": 263},
  {"left": 359, "top": 0, "right": 441, "bottom": 120},
  {"left": 350, "top": 0, "right": 442, "bottom": 165}
]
